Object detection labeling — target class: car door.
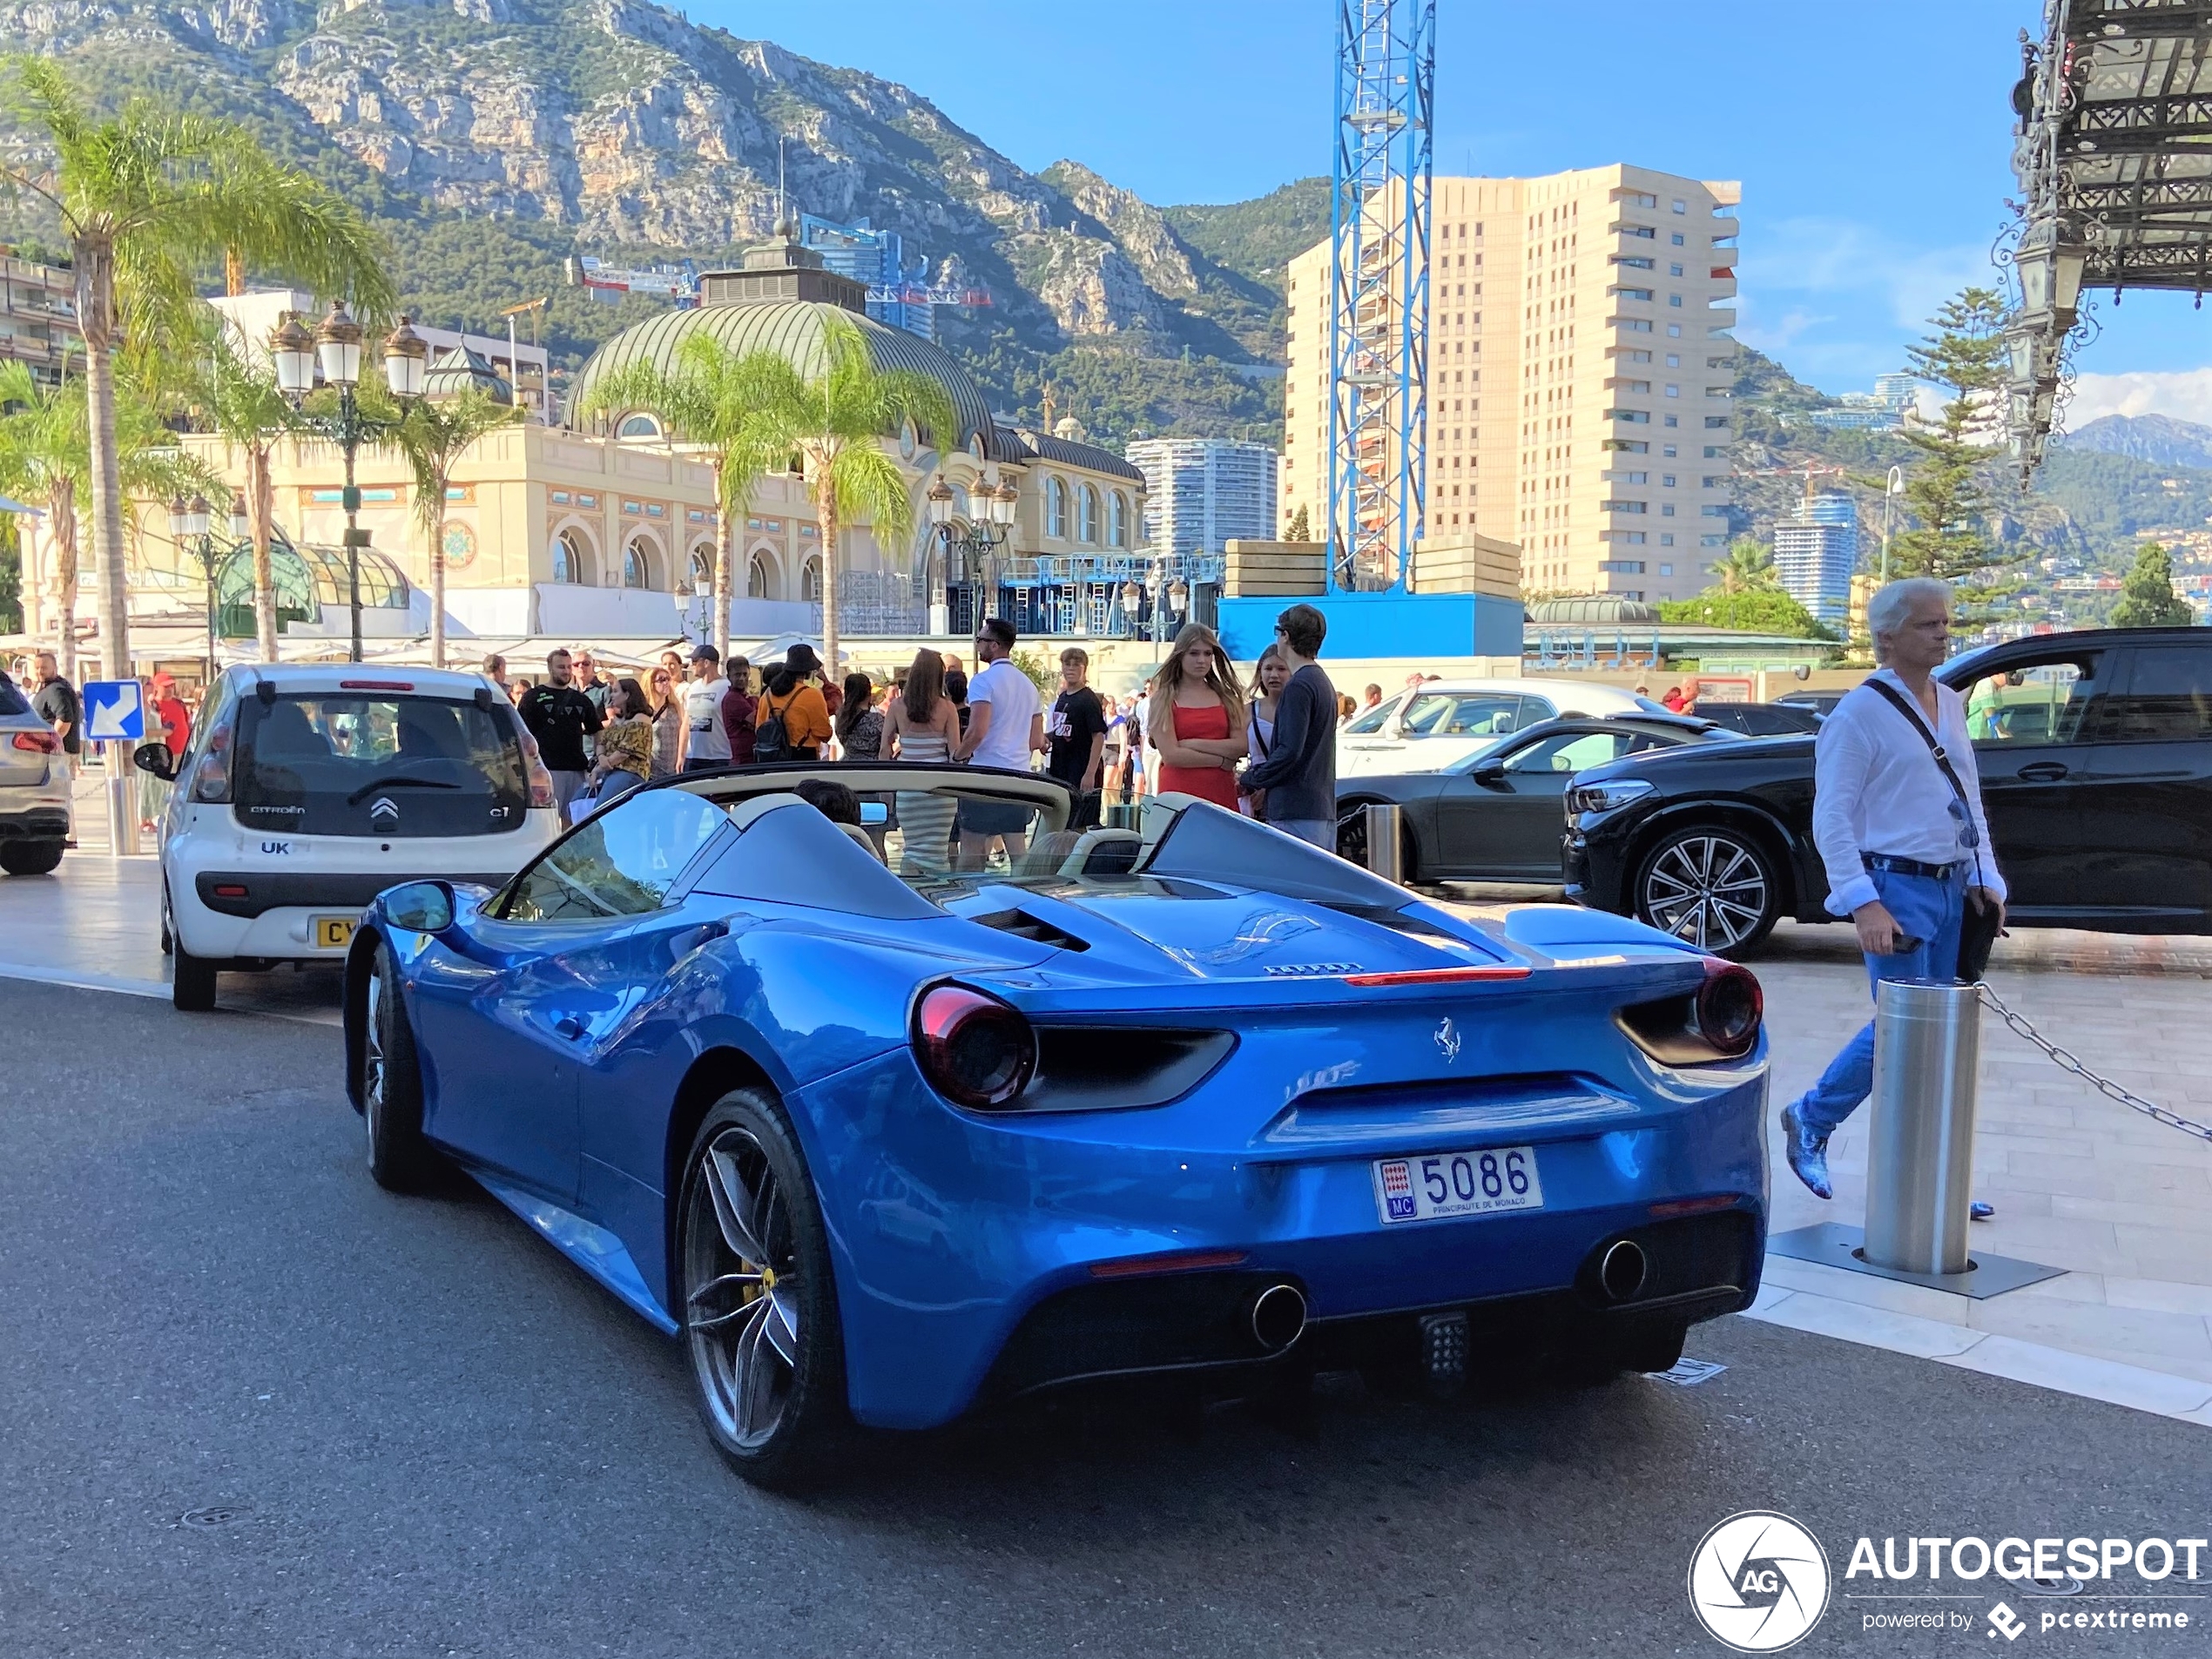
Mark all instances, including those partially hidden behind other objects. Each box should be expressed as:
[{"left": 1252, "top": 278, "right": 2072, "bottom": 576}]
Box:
[
  {"left": 1950, "top": 647, "right": 2110, "bottom": 920},
  {"left": 1439, "top": 726, "right": 1644, "bottom": 880},
  {"left": 409, "top": 787, "right": 731, "bottom": 1197},
  {"left": 2077, "top": 644, "right": 2212, "bottom": 927}
]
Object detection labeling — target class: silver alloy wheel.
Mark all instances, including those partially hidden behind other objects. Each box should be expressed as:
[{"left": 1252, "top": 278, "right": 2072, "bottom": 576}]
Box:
[
  {"left": 1641, "top": 833, "right": 1770, "bottom": 952},
  {"left": 685, "top": 1128, "right": 801, "bottom": 1451},
  {"left": 362, "top": 968, "right": 387, "bottom": 1157}
]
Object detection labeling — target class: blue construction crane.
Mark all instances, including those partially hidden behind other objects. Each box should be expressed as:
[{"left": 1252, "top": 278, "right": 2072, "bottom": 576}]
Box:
[{"left": 1325, "top": 0, "right": 1435, "bottom": 594}]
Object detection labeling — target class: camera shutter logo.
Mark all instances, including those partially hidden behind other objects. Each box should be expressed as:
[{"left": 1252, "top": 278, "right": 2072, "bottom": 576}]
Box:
[{"left": 1687, "top": 1511, "right": 1830, "bottom": 1652}]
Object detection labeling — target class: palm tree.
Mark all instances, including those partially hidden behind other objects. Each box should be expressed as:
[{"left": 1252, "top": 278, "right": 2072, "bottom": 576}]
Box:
[
  {"left": 386, "top": 388, "right": 520, "bottom": 668},
  {"left": 0, "top": 361, "right": 86, "bottom": 680},
  {"left": 580, "top": 334, "right": 765, "bottom": 664},
  {"left": 0, "top": 357, "right": 217, "bottom": 680},
  {"left": 1710, "top": 536, "right": 1779, "bottom": 596},
  {"left": 723, "top": 314, "right": 957, "bottom": 673},
  {"left": 189, "top": 326, "right": 302, "bottom": 661},
  {"left": 0, "top": 57, "right": 393, "bottom": 680}
]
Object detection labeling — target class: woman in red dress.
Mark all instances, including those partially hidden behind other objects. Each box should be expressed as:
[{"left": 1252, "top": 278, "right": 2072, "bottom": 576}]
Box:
[{"left": 1147, "top": 623, "right": 1249, "bottom": 811}]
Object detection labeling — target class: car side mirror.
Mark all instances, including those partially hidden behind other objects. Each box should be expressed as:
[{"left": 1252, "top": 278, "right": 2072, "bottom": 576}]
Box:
[
  {"left": 132, "top": 741, "right": 175, "bottom": 782},
  {"left": 1470, "top": 760, "right": 1507, "bottom": 786},
  {"left": 383, "top": 880, "right": 455, "bottom": 935}
]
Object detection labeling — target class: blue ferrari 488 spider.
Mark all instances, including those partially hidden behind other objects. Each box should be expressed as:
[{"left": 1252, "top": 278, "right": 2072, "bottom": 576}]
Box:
[{"left": 343, "top": 763, "right": 1768, "bottom": 1487}]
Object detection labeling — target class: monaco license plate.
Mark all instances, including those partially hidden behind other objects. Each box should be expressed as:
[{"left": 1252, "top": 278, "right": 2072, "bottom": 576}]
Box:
[
  {"left": 1373, "top": 1146, "right": 1544, "bottom": 1224},
  {"left": 312, "top": 915, "right": 355, "bottom": 950}
]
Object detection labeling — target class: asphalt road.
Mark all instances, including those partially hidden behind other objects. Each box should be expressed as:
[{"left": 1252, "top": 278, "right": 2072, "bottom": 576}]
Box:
[{"left": 2, "top": 978, "right": 2206, "bottom": 1659}]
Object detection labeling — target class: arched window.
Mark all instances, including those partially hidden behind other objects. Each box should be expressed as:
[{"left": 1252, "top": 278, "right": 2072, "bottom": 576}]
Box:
[
  {"left": 800, "top": 557, "right": 823, "bottom": 603},
  {"left": 550, "top": 531, "right": 582, "bottom": 584},
  {"left": 1076, "top": 484, "right": 1098, "bottom": 544},
  {"left": 1108, "top": 491, "right": 1128, "bottom": 548},
  {"left": 622, "top": 540, "right": 650, "bottom": 589},
  {"left": 748, "top": 552, "right": 777, "bottom": 600},
  {"left": 617, "top": 412, "right": 663, "bottom": 440},
  {"left": 687, "top": 544, "right": 714, "bottom": 593},
  {"left": 1046, "top": 476, "right": 1068, "bottom": 539}
]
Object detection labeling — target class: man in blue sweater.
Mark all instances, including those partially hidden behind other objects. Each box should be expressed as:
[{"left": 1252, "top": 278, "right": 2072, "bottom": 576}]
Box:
[{"left": 1238, "top": 603, "right": 1338, "bottom": 849}]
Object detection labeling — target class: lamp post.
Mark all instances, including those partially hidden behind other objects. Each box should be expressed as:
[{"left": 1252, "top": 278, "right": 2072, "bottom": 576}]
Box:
[
  {"left": 1879, "top": 463, "right": 1905, "bottom": 583},
  {"left": 922, "top": 471, "right": 1017, "bottom": 637},
  {"left": 270, "top": 306, "right": 427, "bottom": 663}
]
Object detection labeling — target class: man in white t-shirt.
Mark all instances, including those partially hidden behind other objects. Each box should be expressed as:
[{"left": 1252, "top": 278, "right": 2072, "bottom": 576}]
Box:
[
  {"left": 955, "top": 617, "right": 1044, "bottom": 867},
  {"left": 678, "top": 644, "right": 732, "bottom": 771}
]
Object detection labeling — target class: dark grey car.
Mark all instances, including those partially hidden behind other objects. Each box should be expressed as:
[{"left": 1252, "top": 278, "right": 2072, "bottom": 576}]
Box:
[{"left": 1335, "top": 714, "right": 1733, "bottom": 883}]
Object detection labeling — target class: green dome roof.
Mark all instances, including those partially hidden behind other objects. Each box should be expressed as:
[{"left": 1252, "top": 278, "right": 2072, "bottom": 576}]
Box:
[{"left": 566, "top": 300, "right": 992, "bottom": 455}]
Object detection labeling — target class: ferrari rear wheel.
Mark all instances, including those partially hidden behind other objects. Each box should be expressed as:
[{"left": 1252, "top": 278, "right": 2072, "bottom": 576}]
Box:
[
  {"left": 679, "top": 1090, "right": 846, "bottom": 1489},
  {"left": 1633, "top": 825, "right": 1779, "bottom": 957},
  {"left": 361, "top": 942, "right": 435, "bottom": 1191}
]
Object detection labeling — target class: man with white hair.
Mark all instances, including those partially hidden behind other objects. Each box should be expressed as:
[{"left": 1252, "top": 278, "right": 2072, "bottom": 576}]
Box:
[{"left": 1779, "top": 577, "right": 2007, "bottom": 1200}]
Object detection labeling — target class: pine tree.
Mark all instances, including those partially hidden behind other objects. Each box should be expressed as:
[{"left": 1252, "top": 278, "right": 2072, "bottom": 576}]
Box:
[
  {"left": 2109, "top": 543, "right": 2196, "bottom": 628},
  {"left": 1887, "top": 287, "right": 2028, "bottom": 621},
  {"left": 1284, "top": 503, "right": 1311, "bottom": 543}
]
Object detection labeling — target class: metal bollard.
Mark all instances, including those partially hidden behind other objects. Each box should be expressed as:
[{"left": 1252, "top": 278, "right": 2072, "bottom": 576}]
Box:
[
  {"left": 1363, "top": 802, "right": 1404, "bottom": 884},
  {"left": 1863, "top": 979, "right": 1982, "bottom": 1275}
]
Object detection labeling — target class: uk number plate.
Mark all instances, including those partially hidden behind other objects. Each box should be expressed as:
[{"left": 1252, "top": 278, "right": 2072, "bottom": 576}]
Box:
[
  {"left": 312, "top": 915, "right": 355, "bottom": 950},
  {"left": 1372, "top": 1146, "right": 1544, "bottom": 1224}
]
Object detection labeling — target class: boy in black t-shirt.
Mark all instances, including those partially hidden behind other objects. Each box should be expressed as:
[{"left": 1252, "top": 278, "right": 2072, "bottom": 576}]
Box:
[{"left": 1043, "top": 646, "right": 1107, "bottom": 830}]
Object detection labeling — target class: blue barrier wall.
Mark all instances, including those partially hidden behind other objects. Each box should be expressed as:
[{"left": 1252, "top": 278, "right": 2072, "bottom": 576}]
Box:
[{"left": 1213, "top": 592, "right": 1524, "bottom": 663}]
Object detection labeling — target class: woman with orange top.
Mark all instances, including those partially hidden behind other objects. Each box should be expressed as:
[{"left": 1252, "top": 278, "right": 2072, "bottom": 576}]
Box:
[{"left": 1146, "top": 622, "right": 1248, "bottom": 812}]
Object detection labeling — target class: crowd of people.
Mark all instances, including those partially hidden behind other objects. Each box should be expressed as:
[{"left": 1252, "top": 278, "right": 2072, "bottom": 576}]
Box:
[{"left": 505, "top": 602, "right": 1345, "bottom": 851}]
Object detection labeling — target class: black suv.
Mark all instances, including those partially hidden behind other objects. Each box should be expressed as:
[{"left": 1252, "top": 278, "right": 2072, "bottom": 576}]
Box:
[{"left": 1563, "top": 626, "right": 2212, "bottom": 954}]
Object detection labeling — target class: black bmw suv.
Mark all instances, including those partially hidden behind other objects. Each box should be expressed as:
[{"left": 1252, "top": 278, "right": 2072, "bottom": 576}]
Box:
[{"left": 1563, "top": 626, "right": 2212, "bottom": 955}]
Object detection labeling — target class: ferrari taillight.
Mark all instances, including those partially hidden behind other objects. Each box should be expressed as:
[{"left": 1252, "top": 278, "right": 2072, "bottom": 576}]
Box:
[
  {"left": 913, "top": 984, "right": 1035, "bottom": 1110},
  {"left": 10, "top": 730, "right": 59, "bottom": 754},
  {"left": 1694, "top": 961, "right": 1763, "bottom": 1058}
]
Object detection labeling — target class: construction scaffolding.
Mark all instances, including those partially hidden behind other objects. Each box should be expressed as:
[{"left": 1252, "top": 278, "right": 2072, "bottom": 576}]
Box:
[{"left": 1326, "top": 0, "right": 1436, "bottom": 594}]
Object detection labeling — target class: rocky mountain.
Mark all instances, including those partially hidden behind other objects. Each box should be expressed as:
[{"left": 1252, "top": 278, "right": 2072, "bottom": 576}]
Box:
[
  {"left": 2060, "top": 412, "right": 2212, "bottom": 472},
  {"left": 0, "top": 0, "right": 1302, "bottom": 438}
]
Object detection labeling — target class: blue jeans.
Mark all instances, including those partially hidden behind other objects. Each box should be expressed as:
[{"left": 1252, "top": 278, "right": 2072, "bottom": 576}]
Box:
[
  {"left": 1792, "top": 864, "right": 1967, "bottom": 1136},
  {"left": 1272, "top": 817, "right": 1335, "bottom": 852}
]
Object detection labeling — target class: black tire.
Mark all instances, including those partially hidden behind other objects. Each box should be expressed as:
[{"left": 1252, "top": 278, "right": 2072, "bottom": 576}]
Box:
[
  {"left": 1334, "top": 805, "right": 1419, "bottom": 883},
  {"left": 361, "top": 942, "right": 435, "bottom": 1190},
  {"left": 172, "top": 940, "right": 219, "bottom": 1012},
  {"left": 0, "top": 840, "right": 64, "bottom": 876},
  {"left": 159, "top": 885, "right": 174, "bottom": 954},
  {"left": 1632, "top": 823, "right": 1781, "bottom": 958},
  {"left": 678, "top": 1089, "right": 847, "bottom": 1489}
]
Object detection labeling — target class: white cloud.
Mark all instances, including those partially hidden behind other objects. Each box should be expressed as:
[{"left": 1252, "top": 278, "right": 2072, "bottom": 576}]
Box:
[
  {"left": 1743, "top": 216, "right": 1997, "bottom": 330},
  {"left": 2063, "top": 368, "right": 2212, "bottom": 429}
]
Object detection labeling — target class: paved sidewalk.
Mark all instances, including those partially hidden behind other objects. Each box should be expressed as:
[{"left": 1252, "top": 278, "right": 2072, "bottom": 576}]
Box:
[{"left": 4, "top": 847, "right": 2210, "bottom": 1419}]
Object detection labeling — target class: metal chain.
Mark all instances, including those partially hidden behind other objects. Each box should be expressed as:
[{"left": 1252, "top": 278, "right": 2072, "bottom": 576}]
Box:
[{"left": 1974, "top": 981, "right": 2212, "bottom": 1145}]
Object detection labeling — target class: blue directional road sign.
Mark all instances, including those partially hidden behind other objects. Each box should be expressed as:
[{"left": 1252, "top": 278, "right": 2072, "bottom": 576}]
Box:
[{"left": 82, "top": 679, "right": 145, "bottom": 743}]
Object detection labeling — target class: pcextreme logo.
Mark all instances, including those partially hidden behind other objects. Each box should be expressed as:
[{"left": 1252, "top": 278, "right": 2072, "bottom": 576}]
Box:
[{"left": 1688, "top": 1511, "right": 1832, "bottom": 1653}]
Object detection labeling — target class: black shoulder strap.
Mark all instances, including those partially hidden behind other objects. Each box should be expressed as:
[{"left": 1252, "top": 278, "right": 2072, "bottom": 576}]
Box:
[{"left": 1864, "top": 677, "right": 1986, "bottom": 882}]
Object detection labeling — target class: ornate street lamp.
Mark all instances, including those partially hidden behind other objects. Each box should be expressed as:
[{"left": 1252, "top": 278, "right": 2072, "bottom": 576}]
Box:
[
  {"left": 922, "top": 471, "right": 1017, "bottom": 637},
  {"left": 272, "top": 302, "right": 427, "bottom": 661}
]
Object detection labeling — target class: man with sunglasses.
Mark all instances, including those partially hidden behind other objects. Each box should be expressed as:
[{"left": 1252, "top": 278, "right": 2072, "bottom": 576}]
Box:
[{"left": 1779, "top": 577, "right": 2006, "bottom": 1201}]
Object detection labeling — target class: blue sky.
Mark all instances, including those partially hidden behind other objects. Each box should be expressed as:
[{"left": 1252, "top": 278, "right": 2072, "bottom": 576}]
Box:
[{"left": 700, "top": 0, "right": 2208, "bottom": 415}]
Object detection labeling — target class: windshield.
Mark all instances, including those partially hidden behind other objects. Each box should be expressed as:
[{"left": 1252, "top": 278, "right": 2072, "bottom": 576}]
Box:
[
  {"left": 1341, "top": 695, "right": 1403, "bottom": 735},
  {"left": 233, "top": 692, "right": 528, "bottom": 838}
]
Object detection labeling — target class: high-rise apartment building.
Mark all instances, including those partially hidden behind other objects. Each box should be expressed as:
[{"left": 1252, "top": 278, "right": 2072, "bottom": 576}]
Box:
[
  {"left": 1774, "top": 490, "right": 1858, "bottom": 631},
  {"left": 0, "top": 248, "right": 77, "bottom": 388},
  {"left": 1282, "top": 165, "right": 1740, "bottom": 603},
  {"left": 1123, "top": 437, "right": 1278, "bottom": 559}
]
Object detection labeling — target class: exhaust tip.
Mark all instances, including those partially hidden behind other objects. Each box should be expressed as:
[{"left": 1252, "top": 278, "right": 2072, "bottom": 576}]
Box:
[
  {"left": 1598, "top": 1240, "right": 1649, "bottom": 1303},
  {"left": 1251, "top": 1283, "right": 1308, "bottom": 1352}
]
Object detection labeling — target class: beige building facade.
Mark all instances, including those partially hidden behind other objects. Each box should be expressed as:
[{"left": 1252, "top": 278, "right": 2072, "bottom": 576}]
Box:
[{"left": 1283, "top": 165, "right": 1740, "bottom": 605}]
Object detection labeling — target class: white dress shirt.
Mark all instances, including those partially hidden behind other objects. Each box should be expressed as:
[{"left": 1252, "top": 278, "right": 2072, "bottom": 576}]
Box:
[{"left": 1811, "top": 668, "right": 2006, "bottom": 917}]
